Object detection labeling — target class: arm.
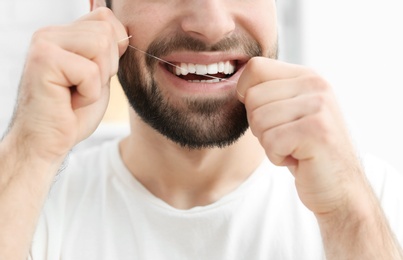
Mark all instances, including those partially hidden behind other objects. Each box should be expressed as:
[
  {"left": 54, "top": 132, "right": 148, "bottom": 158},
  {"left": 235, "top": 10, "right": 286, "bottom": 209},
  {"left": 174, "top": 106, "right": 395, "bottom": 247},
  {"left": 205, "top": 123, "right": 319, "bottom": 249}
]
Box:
[
  {"left": 317, "top": 182, "right": 403, "bottom": 259},
  {"left": 0, "top": 7, "right": 128, "bottom": 260},
  {"left": 0, "top": 135, "right": 64, "bottom": 260},
  {"left": 237, "top": 57, "right": 403, "bottom": 259}
]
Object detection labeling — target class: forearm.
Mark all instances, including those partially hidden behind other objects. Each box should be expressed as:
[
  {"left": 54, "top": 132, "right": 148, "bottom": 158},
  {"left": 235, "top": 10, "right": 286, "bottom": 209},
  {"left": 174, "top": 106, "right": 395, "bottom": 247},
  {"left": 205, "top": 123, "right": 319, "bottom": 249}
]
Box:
[
  {"left": 317, "top": 181, "right": 403, "bottom": 260},
  {"left": 0, "top": 135, "right": 64, "bottom": 260}
]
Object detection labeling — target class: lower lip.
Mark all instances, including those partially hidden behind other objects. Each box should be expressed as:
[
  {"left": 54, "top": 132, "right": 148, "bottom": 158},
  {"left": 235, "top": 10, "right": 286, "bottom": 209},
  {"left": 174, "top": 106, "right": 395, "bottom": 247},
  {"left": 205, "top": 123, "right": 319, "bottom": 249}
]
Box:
[{"left": 157, "top": 63, "right": 244, "bottom": 95}]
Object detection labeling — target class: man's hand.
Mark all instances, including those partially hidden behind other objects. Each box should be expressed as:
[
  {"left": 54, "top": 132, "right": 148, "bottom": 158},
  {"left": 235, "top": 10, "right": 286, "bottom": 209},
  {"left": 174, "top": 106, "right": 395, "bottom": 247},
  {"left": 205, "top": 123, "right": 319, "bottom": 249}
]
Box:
[
  {"left": 0, "top": 7, "right": 128, "bottom": 260},
  {"left": 237, "top": 57, "right": 403, "bottom": 259},
  {"left": 237, "top": 57, "right": 359, "bottom": 214},
  {"left": 8, "top": 7, "right": 128, "bottom": 162}
]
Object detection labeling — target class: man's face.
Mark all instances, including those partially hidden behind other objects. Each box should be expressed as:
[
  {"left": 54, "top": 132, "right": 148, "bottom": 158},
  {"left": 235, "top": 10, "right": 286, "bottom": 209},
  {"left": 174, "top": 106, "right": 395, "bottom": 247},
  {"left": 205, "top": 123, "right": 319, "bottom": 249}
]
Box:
[{"left": 112, "top": 0, "right": 278, "bottom": 149}]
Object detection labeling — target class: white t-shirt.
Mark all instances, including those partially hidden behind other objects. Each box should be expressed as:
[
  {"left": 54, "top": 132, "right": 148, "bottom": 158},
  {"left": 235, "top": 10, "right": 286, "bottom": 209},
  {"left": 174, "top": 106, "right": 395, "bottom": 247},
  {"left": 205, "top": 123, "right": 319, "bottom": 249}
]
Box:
[{"left": 30, "top": 139, "right": 403, "bottom": 260}]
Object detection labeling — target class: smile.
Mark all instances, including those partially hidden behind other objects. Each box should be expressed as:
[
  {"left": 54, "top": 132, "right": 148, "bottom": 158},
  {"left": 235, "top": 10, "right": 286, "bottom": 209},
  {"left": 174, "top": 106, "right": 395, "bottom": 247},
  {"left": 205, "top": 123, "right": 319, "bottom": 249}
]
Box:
[{"left": 167, "top": 61, "right": 237, "bottom": 83}]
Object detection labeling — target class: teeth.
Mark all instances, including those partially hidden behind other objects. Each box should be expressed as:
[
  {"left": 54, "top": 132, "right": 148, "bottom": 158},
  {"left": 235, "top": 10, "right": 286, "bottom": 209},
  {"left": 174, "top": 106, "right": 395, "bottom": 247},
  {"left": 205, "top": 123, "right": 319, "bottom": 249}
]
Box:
[
  {"left": 188, "top": 78, "right": 221, "bottom": 83},
  {"left": 176, "top": 66, "right": 183, "bottom": 75},
  {"left": 188, "top": 63, "right": 196, "bottom": 73},
  {"left": 195, "top": 64, "right": 208, "bottom": 75},
  {"left": 224, "top": 61, "right": 235, "bottom": 74},
  {"left": 174, "top": 61, "right": 235, "bottom": 76},
  {"left": 207, "top": 63, "right": 218, "bottom": 74},
  {"left": 180, "top": 63, "right": 188, "bottom": 75},
  {"left": 218, "top": 62, "right": 225, "bottom": 73}
]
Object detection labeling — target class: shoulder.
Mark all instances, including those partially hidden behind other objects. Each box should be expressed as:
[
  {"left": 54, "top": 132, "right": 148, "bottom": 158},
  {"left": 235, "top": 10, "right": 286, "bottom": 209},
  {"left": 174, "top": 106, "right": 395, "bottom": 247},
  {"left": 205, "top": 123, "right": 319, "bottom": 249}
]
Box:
[
  {"left": 66, "top": 138, "right": 122, "bottom": 177},
  {"left": 31, "top": 139, "right": 126, "bottom": 258},
  {"left": 40, "top": 138, "right": 126, "bottom": 223},
  {"left": 47, "top": 139, "right": 123, "bottom": 204}
]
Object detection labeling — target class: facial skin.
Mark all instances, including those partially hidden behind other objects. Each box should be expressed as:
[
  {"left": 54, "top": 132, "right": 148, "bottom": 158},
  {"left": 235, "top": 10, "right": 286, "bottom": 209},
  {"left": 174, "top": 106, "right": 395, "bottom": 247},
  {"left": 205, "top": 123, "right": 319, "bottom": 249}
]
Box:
[{"left": 111, "top": 0, "right": 278, "bottom": 149}]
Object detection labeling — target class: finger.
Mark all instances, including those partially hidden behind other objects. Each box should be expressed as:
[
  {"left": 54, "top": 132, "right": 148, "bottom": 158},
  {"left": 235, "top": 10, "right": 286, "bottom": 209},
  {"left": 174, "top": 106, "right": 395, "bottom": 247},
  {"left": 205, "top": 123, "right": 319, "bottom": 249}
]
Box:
[
  {"left": 49, "top": 48, "right": 103, "bottom": 109},
  {"left": 259, "top": 118, "right": 312, "bottom": 166},
  {"left": 247, "top": 93, "right": 327, "bottom": 137},
  {"left": 26, "top": 39, "right": 103, "bottom": 110},
  {"left": 33, "top": 32, "right": 115, "bottom": 90},
  {"left": 260, "top": 108, "right": 338, "bottom": 167},
  {"left": 237, "top": 57, "right": 307, "bottom": 102},
  {"left": 76, "top": 7, "right": 128, "bottom": 56},
  {"left": 244, "top": 75, "right": 331, "bottom": 115},
  {"left": 243, "top": 79, "right": 298, "bottom": 112}
]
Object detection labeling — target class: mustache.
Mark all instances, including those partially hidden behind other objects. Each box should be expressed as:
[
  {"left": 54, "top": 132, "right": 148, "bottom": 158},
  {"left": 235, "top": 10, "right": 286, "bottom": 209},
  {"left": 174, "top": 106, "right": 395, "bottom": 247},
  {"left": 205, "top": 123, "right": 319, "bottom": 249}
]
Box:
[{"left": 143, "top": 33, "right": 264, "bottom": 68}]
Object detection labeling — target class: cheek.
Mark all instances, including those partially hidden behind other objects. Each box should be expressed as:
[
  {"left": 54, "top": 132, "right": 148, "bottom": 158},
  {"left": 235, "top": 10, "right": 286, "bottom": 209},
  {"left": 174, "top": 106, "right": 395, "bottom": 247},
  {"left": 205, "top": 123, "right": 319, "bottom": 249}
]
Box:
[
  {"left": 233, "top": 1, "right": 278, "bottom": 54},
  {"left": 113, "top": 3, "right": 176, "bottom": 49},
  {"left": 252, "top": 12, "right": 277, "bottom": 49}
]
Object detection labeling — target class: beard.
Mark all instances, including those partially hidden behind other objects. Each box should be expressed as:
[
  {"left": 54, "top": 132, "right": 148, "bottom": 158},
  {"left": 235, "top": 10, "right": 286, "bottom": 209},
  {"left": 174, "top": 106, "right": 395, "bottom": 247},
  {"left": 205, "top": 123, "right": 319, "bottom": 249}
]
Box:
[{"left": 117, "top": 32, "right": 278, "bottom": 149}]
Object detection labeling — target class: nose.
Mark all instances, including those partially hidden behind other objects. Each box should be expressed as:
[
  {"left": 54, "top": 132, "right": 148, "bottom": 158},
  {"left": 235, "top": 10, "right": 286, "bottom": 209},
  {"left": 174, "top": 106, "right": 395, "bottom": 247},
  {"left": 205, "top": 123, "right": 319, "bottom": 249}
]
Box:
[{"left": 180, "top": 1, "right": 236, "bottom": 45}]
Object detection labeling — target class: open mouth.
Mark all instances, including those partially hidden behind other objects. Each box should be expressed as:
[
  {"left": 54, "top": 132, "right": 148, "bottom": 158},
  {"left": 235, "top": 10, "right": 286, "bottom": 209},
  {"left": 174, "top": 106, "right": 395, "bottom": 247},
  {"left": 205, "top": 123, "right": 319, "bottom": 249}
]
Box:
[{"left": 166, "top": 61, "right": 237, "bottom": 83}]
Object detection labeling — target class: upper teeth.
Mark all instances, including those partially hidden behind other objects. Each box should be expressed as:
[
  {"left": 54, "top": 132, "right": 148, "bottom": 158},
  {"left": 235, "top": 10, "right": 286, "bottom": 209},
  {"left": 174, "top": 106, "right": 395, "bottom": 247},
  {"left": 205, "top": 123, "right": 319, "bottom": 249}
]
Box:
[{"left": 175, "top": 61, "right": 235, "bottom": 76}]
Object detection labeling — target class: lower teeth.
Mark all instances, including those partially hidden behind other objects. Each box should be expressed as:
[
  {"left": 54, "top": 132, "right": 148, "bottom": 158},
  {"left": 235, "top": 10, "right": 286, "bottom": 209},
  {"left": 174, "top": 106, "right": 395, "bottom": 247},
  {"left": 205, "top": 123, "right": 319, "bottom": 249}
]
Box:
[{"left": 188, "top": 78, "right": 221, "bottom": 83}]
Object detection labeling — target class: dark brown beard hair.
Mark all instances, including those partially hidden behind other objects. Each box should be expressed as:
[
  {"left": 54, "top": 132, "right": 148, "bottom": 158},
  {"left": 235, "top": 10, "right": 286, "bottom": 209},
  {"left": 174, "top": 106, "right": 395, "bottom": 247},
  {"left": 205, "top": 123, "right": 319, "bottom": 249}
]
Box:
[{"left": 116, "top": 32, "right": 276, "bottom": 149}]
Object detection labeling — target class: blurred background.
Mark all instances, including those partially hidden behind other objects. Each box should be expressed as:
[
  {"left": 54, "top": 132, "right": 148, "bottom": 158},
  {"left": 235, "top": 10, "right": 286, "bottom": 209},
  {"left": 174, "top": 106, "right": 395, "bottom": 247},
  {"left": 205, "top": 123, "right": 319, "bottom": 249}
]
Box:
[{"left": 1, "top": 0, "right": 402, "bottom": 172}]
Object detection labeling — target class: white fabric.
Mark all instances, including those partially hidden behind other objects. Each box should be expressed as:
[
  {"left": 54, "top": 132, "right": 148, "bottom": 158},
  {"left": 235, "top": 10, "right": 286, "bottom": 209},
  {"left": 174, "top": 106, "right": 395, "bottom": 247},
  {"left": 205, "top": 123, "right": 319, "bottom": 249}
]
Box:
[{"left": 30, "top": 139, "right": 403, "bottom": 260}]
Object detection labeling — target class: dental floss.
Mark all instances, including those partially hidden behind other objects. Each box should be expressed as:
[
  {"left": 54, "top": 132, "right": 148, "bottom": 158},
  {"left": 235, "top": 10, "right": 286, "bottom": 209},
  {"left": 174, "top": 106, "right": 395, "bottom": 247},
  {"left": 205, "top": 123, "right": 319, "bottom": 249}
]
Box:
[
  {"left": 117, "top": 35, "right": 133, "bottom": 42},
  {"left": 118, "top": 36, "right": 238, "bottom": 84}
]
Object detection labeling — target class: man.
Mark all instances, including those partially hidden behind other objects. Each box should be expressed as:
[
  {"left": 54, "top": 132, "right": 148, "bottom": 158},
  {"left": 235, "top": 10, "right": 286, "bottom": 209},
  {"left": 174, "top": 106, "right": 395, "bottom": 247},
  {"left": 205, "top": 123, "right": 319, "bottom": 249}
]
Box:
[{"left": 0, "top": 0, "right": 402, "bottom": 259}]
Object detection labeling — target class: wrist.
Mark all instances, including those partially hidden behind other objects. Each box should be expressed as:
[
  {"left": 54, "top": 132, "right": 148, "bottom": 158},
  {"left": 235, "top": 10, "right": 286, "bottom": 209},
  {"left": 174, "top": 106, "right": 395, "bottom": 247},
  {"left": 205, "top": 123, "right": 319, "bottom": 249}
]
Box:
[
  {"left": 1, "top": 131, "right": 67, "bottom": 179},
  {"left": 2, "top": 125, "right": 70, "bottom": 164}
]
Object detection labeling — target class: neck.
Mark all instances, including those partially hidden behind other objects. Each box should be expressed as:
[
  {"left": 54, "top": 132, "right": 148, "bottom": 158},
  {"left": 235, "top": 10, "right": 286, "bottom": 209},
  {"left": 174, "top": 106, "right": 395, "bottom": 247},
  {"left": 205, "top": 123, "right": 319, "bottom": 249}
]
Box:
[{"left": 120, "top": 113, "right": 266, "bottom": 209}]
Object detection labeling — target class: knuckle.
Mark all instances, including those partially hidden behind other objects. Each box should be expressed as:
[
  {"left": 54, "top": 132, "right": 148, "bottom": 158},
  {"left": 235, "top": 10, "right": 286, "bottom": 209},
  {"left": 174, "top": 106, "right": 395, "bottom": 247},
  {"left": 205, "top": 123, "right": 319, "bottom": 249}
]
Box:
[
  {"left": 32, "top": 26, "right": 56, "bottom": 38},
  {"left": 248, "top": 110, "right": 265, "bottom": 135},
  {"left": 310, "top": 93, "right": 328, "bottom": 113},
  {"left": 260, "top": 131, "right": 286, "bottom": 166},
  {"left": 244, "top": 86, "right": 258, "bottom": 105},
  {"left": 30, "top": 29, "right": 51, "bottom": 48},
  {"left": 95, "top": 7, "right": 115, "bottom": 21},
  {"left": 261, "top": 127, "right": 282, "bottom": 150},
  {"left": 245, "top": 56, "right": 266, "bottom": 71},
  {"left": 31, "top": 29, "right": 45, "bottom": 43},
  {"left": 96, "top": 34, "right": 111, "bottom": 52},
  {"left": 87, "top": 61, "right": 101, "bottom": 80},
  {"left": 28, "top": 40, "right": 55, "bottom": 66},
  {"left": 303, "top": 73, "right": 331, "bottom": 92},
  {"left": 306, "top": 114, "right": 334, "bottom": 144},
  {"left": 259, "top": 130, "right": 272, "bottom": 148},
  {"left": 89, "top": 87, "right": 102, "bottom": 103},
  {"left": 100, "top": 20, "right": 115, "bottom": 35},
  {"left": 29, "top": 27, "right": 64, "bottom": 65}
]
